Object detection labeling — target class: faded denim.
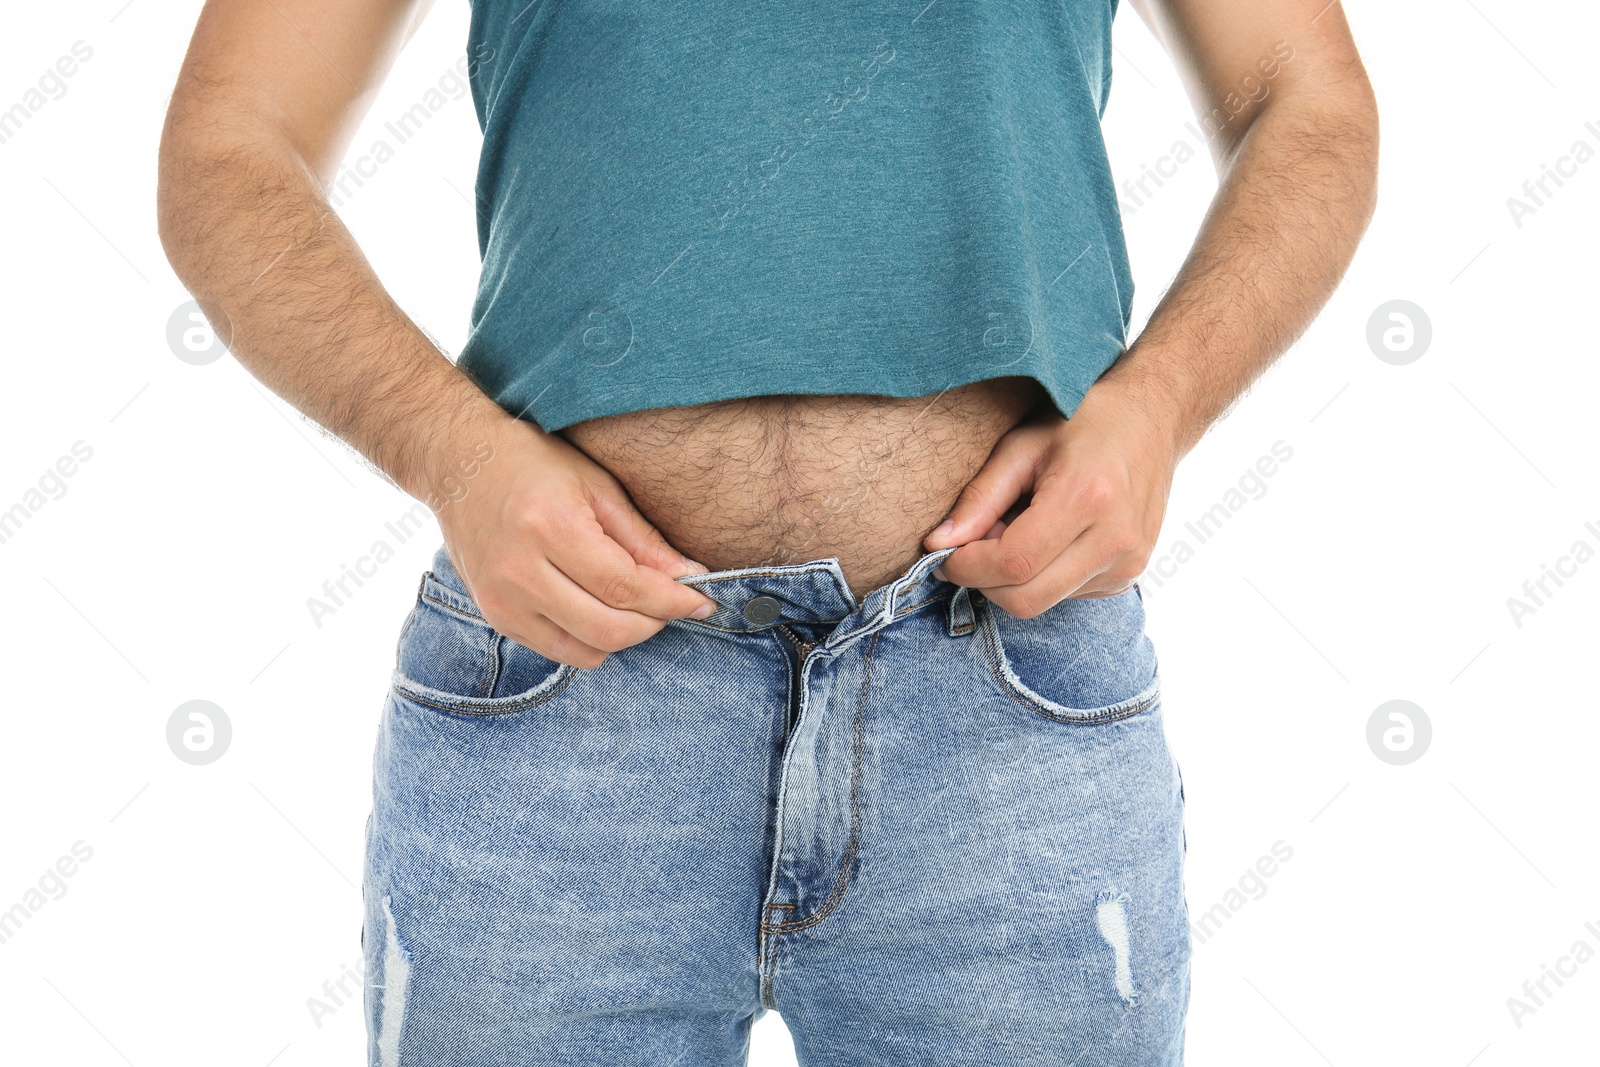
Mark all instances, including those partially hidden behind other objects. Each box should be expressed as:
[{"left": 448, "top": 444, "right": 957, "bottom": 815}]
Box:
[{"left": 362, "top": 542, "right": 1190, "bottom": 1065}]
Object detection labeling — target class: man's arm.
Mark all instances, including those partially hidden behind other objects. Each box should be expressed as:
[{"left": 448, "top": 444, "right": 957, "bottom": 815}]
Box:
[
  {"left": 158, "top": 0, "right": 716, "bottom": 667},
  {"left": 928, "top": 0, "right": 1379, "bottom": 615}
]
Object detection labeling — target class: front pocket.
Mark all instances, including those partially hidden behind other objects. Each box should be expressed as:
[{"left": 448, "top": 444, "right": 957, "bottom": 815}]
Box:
[
  {"left": 975, "top": 587, "right": 1160, "bottom": 725},
  {"left": 390, "top": 571, "right": 575, "bottom": 716}
]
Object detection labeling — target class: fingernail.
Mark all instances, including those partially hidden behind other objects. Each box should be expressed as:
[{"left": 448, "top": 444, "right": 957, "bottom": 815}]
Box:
[
  {"left": 690, "top": 600, "right": 717, "bottom": 619},
  {"left": 932, "top": 519, "right": 954, "bottom": 539},
  {"left": 683, "top": 557, "right": 710, "bottom": 575}
]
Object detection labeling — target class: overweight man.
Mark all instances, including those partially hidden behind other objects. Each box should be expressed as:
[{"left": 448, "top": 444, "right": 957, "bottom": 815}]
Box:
[{"left": 158, "top": 1, "right": 1376, "bottom": 1063}]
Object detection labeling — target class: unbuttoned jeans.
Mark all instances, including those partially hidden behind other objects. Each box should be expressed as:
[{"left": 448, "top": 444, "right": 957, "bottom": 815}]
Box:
[{"left": 362, "top": 542, "right": 1190, "bottom": 1066}]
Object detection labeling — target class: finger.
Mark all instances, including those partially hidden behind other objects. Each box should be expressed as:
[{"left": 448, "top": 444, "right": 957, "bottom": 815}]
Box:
[
  {"left": 931, "top": 518, "right": 1006, "bottom": 582},
  {"left": 546, "top": 508, "right": 719, "bottom": 620},
  {"left": 976, "top": 530, "right": 1119, "bottom": 618},
  {"left": 1064, "top": 577, "right": 1138, "bottom": 600},
  {"left": 934, "top": 491, "right": 1092, "bottom": 591},
  {"left": 464, "top": 561, "right": 619, "bottom": 669},
  {"left": 468, "top": 553, "right": 656, "bottom": 666},
  {"left": 923, "top": 426, "right": 1050, "bottom": 550},
  {"left": 587, "top": 480, "right": 708, "bottom": 577},
  {"left": 526, "top": 558, "right": 673, "bottom": 653},
  {"left": 493, "top": 611, "right": 613, "bottom": 671}
]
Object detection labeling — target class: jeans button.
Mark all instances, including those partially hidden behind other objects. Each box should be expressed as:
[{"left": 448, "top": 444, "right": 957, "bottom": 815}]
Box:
[{"left": 742, "top": 596, "right": 782, "bottom": 625}]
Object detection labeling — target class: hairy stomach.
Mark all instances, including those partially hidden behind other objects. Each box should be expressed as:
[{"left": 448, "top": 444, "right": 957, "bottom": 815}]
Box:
[{"left": 558, "top": 376, "right": 1047, "bottom": 599}]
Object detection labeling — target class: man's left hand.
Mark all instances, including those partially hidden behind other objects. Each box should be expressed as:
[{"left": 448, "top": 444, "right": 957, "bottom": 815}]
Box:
[{"left": 924, "top": 382, "right": 1179, "bottom": 617}]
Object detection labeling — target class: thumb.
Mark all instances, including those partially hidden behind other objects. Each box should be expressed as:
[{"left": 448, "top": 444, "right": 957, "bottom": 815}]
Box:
[{"left": 924, "top": 430, "right": 1047, "bottom": 549}]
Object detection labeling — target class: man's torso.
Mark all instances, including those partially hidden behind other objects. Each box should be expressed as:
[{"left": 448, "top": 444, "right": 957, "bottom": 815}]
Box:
[{"left": 560, "top": 377, "right": 1046, "bottom": 596}]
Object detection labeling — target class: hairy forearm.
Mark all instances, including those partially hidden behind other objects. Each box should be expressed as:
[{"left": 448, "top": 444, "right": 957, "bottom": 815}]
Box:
[
  {"left": 1099, "top": 83, "right": 1380, "bottom": 459},
  {"left": 156, "top": 119, "right": 517, "bottom": 503}
]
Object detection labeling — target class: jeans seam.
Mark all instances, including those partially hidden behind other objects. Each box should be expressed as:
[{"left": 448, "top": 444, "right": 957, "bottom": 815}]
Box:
[
  {"left": 391, "top": 668, "right": 577, "bottom": 715},
  {"left": 892, "top": 590, "right": 946, "bottom": 618},
  {"left": 760, "top": 628, "right": 881, "bottom": 934},
  {"left": 690, "top": 565, "right": 835, "bottom": 585},
  {"left": 481, "top": 633, "right": 505, "bottom": 699},
  {"left": 977, "top": 600, "right": 1160, "bottom": 726},
  {"left": 831, "top": 590, "right": 947, "bottom": 648},
  {"left": 420, "top": 586, "right": 482, "bottom": 622}
]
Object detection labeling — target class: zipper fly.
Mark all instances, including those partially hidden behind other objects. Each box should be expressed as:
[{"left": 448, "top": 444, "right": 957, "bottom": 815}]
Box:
[
  {"left": 774, "top": 623, "right": 818, "bottom": 737},
  {"left": 776, "top": 622, "right": 818, "bottom": 659}
]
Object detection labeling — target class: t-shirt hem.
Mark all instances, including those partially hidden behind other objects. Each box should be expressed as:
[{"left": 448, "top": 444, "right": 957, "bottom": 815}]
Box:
[{"left": 512, "top": 367, "right": 1103, "bottom": 433}]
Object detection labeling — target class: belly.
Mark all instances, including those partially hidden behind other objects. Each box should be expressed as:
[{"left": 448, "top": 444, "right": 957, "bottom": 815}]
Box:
[{"left": 558, "top": 377, "right": 1047, "bottom": 598}]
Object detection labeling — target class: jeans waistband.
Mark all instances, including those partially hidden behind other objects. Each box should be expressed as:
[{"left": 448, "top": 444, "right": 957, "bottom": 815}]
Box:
[
  {"left": 674, "top": 544, "right": 972, "bottom": 647},
  {"left": 426, "top": 543, "right": 974, "bottom": 649}
]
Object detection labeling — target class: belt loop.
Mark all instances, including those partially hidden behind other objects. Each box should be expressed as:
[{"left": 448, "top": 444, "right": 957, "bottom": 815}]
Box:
[{"left": 946, "top": 586, "right": 976, "bottom": 637}]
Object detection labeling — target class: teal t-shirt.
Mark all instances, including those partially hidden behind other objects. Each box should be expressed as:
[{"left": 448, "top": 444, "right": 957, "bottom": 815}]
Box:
[{"left": 459, "top": 0, "right": 1132, "bottom": 432}]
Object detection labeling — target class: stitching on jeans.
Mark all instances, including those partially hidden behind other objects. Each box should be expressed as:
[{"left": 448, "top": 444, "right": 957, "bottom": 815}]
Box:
[
  {"left": 481, "top": 633, "right": 504, "bottom": 699},
  {"left": 688, "top": 564, "right": 843, "bottom": 587},
  {"left": 975, "top": 601, "right": 1158, "bottom": 726},
  {"left": 414, "top": 586, "right": 540, "bottom": 704},
  {"left": 392, "top": 667, "right": 576, "bottom": 716},
  {"left": 699, "top": 589, "right": 940, "bottom": 637},
  {"left": 694, "top": 569, "right": 809, "bottom": 585},
  {"left": 761, "top": 630, "right": 881, "bottom": 934},
  {"left": 396, "top": 606, "right": 420, "bottom": 648},
  {"left": 696, "top": 619, "right": 807, "bottom": 635},
  {"left": 892, "top": 590, "right": 947, "bottom": 618},
  {"left": 757, "top": 625, "right": 803, "bottom": 1006},
  {"left": 832, "top": 591, "right": 944, "bottom": 646},
  {"left": 946, "top": 587, "right": 975, "bottom": 636},
  {"left": 420, "top": 588, "right": 483, "bottom": 622}
]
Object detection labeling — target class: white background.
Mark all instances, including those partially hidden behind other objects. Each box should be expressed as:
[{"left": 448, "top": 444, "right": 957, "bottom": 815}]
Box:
[{"left": 2, "top": 1, "right": 1596, "bottom": 1064}]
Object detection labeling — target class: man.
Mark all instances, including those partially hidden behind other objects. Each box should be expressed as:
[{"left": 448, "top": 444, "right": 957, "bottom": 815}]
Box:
[{"left": 158, "top": 0, "right": 1376, "bottom": 1063}]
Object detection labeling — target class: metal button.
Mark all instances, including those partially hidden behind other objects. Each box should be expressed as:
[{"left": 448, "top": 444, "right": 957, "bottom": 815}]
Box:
[{"left": 742, "top": 595, "right": 782, "bottom": 625}]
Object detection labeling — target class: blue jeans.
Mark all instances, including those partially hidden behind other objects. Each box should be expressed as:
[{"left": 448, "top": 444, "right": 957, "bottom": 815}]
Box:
[{"left": 363, "top": 543, "right": 1190, "bottom": 1065}]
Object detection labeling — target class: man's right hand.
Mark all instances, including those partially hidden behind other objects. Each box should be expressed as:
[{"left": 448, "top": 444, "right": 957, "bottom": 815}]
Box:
[
  {"left": 156, "top": 0, "right": 716, "bottom": 671},
  {"left": 430, "top": 417, "right": 720, "bottom": 670}
]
